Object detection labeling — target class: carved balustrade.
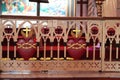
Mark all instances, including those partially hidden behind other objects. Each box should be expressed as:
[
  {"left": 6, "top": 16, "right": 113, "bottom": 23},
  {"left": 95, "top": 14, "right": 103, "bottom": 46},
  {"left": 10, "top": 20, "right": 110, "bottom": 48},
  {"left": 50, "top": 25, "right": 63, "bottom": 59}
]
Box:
[{"left": 0, "top": 16, "right": 120, "bottom": 72}]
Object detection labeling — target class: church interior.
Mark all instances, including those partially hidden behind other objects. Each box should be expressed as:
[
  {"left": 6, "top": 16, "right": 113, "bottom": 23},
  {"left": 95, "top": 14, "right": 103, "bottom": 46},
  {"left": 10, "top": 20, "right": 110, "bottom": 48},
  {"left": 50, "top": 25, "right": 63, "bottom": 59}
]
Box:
[{"left": 1, "top": 0, "right": 120, "bottom": 80}]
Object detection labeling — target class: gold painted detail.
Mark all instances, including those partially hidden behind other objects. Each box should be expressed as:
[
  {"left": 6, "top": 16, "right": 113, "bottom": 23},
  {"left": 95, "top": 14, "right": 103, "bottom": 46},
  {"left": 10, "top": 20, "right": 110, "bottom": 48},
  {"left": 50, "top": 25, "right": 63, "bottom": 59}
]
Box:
[
  {"left": 1, "top": 58, "right": 11, "bottom": 60},
  {"left": 71, "top": 27, "right": 82, "bottom": 38},
  {"left": 40, "top": 57, "right": 51, "bottom": 61},
  {"left": 67, "top": 43, "right": 86, "bottom": 49},
  {"left": 66, "top": 57, "right": 74, "bottom": 60},
  {"left": 16, "top": 58, "right": 24, "bottom": 61},
  {"left": 29, "top": 57, "right": 37, "bottom": 61},
  {"left": 17, "top": 43, "right": 36, "bottom": 49},
  {"left": 23, "top": 26, "right": 31, "bottom": 37},
  {"left": 21, "top": 26, "right": 34, "bottom": 38}
]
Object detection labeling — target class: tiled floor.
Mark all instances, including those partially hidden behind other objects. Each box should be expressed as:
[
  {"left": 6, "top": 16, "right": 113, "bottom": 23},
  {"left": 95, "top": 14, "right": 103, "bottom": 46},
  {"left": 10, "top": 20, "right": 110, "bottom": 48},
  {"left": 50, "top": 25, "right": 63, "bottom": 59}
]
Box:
[{"left": 1, "top": 71, "right": 120, "bottom": 78}]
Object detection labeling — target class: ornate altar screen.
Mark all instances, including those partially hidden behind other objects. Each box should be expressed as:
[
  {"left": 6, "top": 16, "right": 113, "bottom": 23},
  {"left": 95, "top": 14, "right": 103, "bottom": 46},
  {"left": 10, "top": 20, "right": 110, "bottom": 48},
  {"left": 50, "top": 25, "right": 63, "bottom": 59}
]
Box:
[{"left": 1, "top": 0, "right": 120, "bottom": 73}]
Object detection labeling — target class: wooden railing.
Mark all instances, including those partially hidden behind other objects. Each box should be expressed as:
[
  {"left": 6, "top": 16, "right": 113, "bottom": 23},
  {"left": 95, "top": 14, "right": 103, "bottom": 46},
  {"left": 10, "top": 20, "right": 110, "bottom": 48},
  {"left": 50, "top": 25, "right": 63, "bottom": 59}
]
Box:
[{"left": 0, "top": 15, "right": 120, "bottom": 72}]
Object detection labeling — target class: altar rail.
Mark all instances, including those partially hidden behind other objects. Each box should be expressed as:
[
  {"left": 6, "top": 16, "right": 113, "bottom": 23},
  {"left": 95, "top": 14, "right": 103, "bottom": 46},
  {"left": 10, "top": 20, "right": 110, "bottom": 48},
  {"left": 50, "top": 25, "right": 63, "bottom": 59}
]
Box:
[{"left": 0, "top": 15, "right": 120, "bottom": 72}]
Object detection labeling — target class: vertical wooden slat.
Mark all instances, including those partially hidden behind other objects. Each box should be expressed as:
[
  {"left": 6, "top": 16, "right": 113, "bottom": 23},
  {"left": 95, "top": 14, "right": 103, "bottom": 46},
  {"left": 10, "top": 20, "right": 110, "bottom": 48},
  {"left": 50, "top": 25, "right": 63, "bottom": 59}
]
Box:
[
  {"left": 93, "top": 42, "right": 96, "bottom": 61},
  {"left": 57, "top": 41, "right": 60, "bottom": 60},
  {"left": 36, "top": 22, "right": 40, "bottom": 59},
  {"left": 101, "top": 20, "right": 105, "bottom": 71},
  {"left": 14, "top": 20, "right": 17, "bottom": 59},
  {"left": 85, "top": 21, "right": 90, "bottom": 58},
  {"left": 116, "top": 28, "right": 119, "bottom": 59},
  {"left": 116, "top": 47, "right": 118, "bottom": 59},
  {"left": 37, "top": 46, "right": 39, "bottom": 58},
  {"left": 49, "top": 20, "right": 54, "bottom": 59},
  {"left": 99, "top": 44, "right": 102, "bottom": 59},
  {"left": 14, "top": 46, "right": 16, "bottom": 58},
  {"left": 109, "top": 43, "right": 112, "bottom": 62},
  {"left": 64, "top": 46, "right": 67, "bottom": 59},
  {"left": 7, "top": 41, "right": 10, "bottom": 58},
  {"left": 86, "top": 21, "right": 90, "bottom": 59},
  {"left": 86, "top": 46, "right": 89, "bottom": 58},
  {"left": 50, "top": 46, "right": 53, "bottom": 58},
  {"left": 44, "top": 42, "right": 46, "bottom": 61}
]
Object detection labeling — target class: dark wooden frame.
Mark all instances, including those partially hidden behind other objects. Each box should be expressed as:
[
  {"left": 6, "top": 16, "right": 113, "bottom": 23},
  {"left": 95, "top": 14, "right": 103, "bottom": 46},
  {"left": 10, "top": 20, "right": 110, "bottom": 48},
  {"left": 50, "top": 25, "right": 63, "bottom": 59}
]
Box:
[{"left": 77, "top": 0, "right": 88, "bottom": 16}]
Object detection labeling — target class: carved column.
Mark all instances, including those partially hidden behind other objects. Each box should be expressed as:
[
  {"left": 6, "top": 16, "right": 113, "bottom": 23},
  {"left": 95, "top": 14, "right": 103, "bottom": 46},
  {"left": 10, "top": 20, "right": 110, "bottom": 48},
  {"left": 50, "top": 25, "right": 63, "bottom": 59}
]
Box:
[{"left": 95, "top": 0, "right": 105, "bottom": 17}]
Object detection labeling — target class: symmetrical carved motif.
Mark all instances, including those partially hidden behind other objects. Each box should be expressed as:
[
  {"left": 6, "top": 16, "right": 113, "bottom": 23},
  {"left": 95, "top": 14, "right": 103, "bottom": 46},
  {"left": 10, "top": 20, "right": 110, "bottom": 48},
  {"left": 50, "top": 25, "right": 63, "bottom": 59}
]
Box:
[{"left": 0, "top": 16, "right": 120, "bottom": 72}]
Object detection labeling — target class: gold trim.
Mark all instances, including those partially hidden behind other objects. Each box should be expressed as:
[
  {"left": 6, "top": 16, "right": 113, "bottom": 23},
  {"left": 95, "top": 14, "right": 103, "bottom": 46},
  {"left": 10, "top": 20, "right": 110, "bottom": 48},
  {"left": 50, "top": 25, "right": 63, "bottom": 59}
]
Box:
[
  {"left": 71, "top": 27, "right": 82, "bottom": 38},
  {"left": 17, "top": 43, "right": 36, "bottom": 49},
  {"left": 21, "top": 27, "right": 34, "bottom": 38},
  {"left": 67, "top": 43, "right": 86, "bottom": 49}
]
